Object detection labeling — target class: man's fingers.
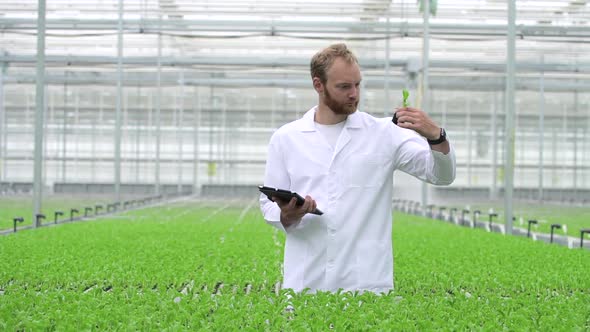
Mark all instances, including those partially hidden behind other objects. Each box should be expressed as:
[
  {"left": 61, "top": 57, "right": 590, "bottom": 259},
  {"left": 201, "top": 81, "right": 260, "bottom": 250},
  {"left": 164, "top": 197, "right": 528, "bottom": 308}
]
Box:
[
  {"left": 304, "top": 196, "right": 316, "bottom": 213},
  {"left": 396, "top": 109, "right": 423, "bottom": 123},
  {"left": 288, "top": 197, "right": 298, "bottom": 209},
  {"left": 272, "top": 196, "right": 296, "bottom": 209},
  {"left": 275, "top": 195, "right": 317, "bottom": 216},
  {"left": 395, "top": 111, "right": 415, "bottom": 125},
  {"left": 394, "top": 107, "right": 440, "bottom": 139}
]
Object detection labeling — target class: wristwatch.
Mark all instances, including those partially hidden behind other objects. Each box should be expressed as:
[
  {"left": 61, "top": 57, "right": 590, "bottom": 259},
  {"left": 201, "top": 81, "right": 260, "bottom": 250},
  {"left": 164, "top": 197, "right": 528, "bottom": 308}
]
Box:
[{"left": 427, "top": 128, "right": 447, "bottom": 145}]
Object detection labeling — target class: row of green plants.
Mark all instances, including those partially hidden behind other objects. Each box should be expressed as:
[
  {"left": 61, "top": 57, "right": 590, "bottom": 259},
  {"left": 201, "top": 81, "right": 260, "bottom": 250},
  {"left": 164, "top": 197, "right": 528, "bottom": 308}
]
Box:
[
  {"left": 0, "top": 194, "right": 167, "bottom": 231},
  {"left": 396, "top": 199, "right": 590, "bottom": 238},
  {"left": 0, "top": 196, "right": 114, "bottom": 231},
  {"left": 1, "top": 200, "right": 589, "bottom": 330},
  {"left": 3, "top": 195, "right": 589, "bottom": 237},
  {"left": 446, "top": 201, "right": 590, "bottom": 238}
]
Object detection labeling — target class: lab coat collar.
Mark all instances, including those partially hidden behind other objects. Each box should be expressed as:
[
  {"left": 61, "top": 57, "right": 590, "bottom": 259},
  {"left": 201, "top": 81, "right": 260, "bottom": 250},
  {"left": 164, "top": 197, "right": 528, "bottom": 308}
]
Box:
[
  {"left": 299, "top": 106, "right": 363, "bottom": 132},
  {"left": 299, "top": 106, "right": 363, "bottom": 163}
]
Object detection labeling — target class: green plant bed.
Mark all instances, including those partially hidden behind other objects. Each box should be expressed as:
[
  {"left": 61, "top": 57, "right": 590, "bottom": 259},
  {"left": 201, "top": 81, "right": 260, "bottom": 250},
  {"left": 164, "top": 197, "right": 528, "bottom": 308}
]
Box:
[
  {"left": 0, "top": 197, "right": 31, "bottom": 229},
  {"left": 0, "top": 196, "right": 120, "bottom": 231},
  {"left": 0, "top": 205, "right": 588, "bottom": 330},
  {"left": 446, "top": 202, "right": 590, "bottom": 237}
]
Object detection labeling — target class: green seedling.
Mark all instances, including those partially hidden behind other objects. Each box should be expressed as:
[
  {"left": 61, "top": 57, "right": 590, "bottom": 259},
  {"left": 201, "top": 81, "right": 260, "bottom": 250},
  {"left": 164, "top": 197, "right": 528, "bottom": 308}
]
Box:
[
  {"left": 1, "top": 204, "right": 588, "bottom": 330},
  {"left": 402, "top": 89, "right": 409, "bottom": 107}
]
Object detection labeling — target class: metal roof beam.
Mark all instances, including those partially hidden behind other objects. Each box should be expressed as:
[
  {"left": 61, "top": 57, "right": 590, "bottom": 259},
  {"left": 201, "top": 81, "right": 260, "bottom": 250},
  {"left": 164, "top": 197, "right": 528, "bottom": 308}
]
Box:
[
  {"left": 1, "top": 54, "right": 589, "bottom": 73},
  {"left": 3, "top": 73, "right": 590, "bottom": 92},
  {"left": 1, "top": 18, "right": 589, "bottom": 38}
]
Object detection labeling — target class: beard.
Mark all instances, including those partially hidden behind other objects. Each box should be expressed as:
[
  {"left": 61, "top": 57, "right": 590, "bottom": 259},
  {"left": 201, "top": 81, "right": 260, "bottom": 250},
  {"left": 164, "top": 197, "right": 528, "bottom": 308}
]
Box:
[{"left": 324, "top": 88, "right": 358, "bottom": 115}]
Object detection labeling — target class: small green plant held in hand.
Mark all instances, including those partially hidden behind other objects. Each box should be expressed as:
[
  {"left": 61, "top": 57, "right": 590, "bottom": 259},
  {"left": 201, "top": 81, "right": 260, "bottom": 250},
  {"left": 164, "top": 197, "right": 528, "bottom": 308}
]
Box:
[
  {"left": 392, "top": 89, "right": 409, "bottom": 124},
  {"left": 402, "top": 89, "right": 409, "bottom": 107}
]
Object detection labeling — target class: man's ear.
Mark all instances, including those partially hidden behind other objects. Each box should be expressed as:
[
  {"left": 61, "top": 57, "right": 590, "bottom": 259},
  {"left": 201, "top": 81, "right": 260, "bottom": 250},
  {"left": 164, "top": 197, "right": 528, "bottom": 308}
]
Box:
[{"left": 312, "top": 77, "right": 324, "bottom": 93}]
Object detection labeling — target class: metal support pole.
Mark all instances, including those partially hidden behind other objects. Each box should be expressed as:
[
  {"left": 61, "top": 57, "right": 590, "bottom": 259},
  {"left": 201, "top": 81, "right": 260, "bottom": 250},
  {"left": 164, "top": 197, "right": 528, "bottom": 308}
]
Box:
[
  {"left": 52, "top": 92, "right": 60, "bottom": 182},
  {"left": 561, "top": 104, "right": 567, "bottom": 200},
  {"left": 193, "top": 86, "right": 201, "bottom": 196},
  {"left": 122, "top": 87, "right": 128, "bottom": 187},
  {"left": 420, "top": 0, "right": 430, "bottom": 215},
  {"left": 209, "top": 87, "right": 215, "bottom": 185},
  {"left": 146, "top": 89, "right": 153, "bottom": 184},
  {"left": 0, "top": 63, "right": 5, "bottom": 182},
  {"left": 466, "top": 99, "right": 472, "bottom": 186},
  {"left": 221, "top": 95, "right": 227, "bottom": 184},
  {"left": 90, "top": 95, "right": 97, "bottom": 182},
  {"left": 552, "top": 127, "right": 557, "bottom": 187},
  {"left": 114, "top": 0, "right": 124, "bottom": 202},
  {"left": 135, "top": 86, "right": 140, "bottom": 183},
  {"left": 61, "top": 71, "right": 67, "bottom": 182},
  {"left": 538, "top": 55, "right": 545, "bottom": 202},
  {"left": 573, "top": 89, "right": 578, "bottom": 195},
  {"left": 490, "top": 92, "right": 498, "bottom": 200},
  {"left": 155, "top": 13, "right": 162, "bottom": 196},
  {"left": 587, "top": 98, "right": 590, "bottom": 191},
  {"left": 587, "top": 101, "right": 590, "bottom": 190},
  {"left": 33, "top": 0, "right": 47, "bottom": 227},
  {"left": 504, "top": 0, "right": 516, "bottom": 235},
  {"left": 98, "top": 94, "right": 104, "bottom": 182},
  {"left": 74, "top": 92, "right": 79, "bottom": 179},
  {"left": 44, "top": 85, "right": 51, "bottom": 185},
  {"left": 384, "top": 12, "right": 391, "bottom": 118},
  {"left": 177, "top": 73, "right": 184, "bottom": 194}
]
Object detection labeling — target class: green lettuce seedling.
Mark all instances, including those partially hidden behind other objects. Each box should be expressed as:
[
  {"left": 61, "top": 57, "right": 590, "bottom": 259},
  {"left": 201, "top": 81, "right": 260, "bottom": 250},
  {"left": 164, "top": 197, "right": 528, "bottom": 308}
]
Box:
[{"left": 402, "top": 89, "right": 409, "bottom": 107}]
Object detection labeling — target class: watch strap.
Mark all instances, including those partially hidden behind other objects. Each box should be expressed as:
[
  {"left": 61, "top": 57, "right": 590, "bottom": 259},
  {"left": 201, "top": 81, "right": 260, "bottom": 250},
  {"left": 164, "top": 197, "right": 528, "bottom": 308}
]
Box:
[{"left": 427, "top": 128, "right": 446, "bottom": 145}]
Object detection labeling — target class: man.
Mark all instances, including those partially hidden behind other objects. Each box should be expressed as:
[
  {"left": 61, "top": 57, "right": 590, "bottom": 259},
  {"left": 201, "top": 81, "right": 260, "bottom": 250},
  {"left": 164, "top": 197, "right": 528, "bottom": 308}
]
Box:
[{"left": 259, "top": 43, "right": 455, "bottom": 294}]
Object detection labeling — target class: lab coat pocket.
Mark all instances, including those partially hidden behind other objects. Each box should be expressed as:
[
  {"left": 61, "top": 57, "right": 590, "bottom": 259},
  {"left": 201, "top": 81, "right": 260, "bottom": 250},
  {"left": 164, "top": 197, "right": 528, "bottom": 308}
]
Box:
[
  {"left": 357, "top": 240, "right": 390, "bottom": 286},
  {"left": 347, "top": 153, "right": 386, "bottom": 188}
]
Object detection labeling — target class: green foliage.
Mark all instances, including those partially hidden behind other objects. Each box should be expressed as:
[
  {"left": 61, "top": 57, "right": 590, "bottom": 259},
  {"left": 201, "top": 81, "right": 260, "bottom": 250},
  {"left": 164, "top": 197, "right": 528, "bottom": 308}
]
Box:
[
  {"left": 402, "top": 88, "right": 410, "bottom": 107},
  {"left": 0, "top": 202, "right": 588, "bottom": 330},
  {"left": 0, "top": 197, "right": 33, "bottom": 229}
]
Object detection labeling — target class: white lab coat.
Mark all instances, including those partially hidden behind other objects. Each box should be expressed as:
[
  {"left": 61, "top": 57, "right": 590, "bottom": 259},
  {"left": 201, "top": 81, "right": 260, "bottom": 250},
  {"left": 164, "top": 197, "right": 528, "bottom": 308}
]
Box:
[{"left": 260, "top": 107, "right": 455, "bottom": 293}]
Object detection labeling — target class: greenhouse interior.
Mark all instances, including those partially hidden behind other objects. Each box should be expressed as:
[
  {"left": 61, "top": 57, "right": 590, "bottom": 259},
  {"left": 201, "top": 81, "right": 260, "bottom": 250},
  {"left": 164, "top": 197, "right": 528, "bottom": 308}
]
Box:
[{"left": 1, "top": 0, "right": 589, "bottom": 330}]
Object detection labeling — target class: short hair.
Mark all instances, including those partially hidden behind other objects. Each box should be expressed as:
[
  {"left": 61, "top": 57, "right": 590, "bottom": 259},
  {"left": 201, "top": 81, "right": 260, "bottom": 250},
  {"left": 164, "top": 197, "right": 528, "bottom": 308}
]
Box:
[{"left": 310, "top": 43, "right": 359, "bottom": 84}]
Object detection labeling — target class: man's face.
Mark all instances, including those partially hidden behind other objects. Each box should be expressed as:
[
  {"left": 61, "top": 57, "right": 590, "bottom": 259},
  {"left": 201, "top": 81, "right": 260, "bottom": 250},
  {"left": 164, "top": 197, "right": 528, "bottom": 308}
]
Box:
[{"left": 321, "top": 58, "right": 362, "bottom": 115}]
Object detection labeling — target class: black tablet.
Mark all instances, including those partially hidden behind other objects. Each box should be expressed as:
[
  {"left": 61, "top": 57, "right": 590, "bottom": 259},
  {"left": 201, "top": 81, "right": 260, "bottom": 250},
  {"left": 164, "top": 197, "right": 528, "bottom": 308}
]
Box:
[{"left": 258, "top": 185, "right": 323, "bottom": 215}]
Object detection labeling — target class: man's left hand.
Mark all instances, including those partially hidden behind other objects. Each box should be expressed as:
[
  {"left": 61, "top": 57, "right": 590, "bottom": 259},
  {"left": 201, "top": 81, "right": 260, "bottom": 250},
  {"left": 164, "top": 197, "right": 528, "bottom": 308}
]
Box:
[
  {"left": 394, "top": 107, "right": 440, "bottom": 140},
  {"left": 394, "top": 107, "right": 450, "bottom": 154}
]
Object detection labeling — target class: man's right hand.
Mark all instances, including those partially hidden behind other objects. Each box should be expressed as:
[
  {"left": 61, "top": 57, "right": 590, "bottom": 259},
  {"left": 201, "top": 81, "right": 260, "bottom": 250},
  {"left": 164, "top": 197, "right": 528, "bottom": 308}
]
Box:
[{"left": 274, "top": 195, "right": 317, "bottom": 228}]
